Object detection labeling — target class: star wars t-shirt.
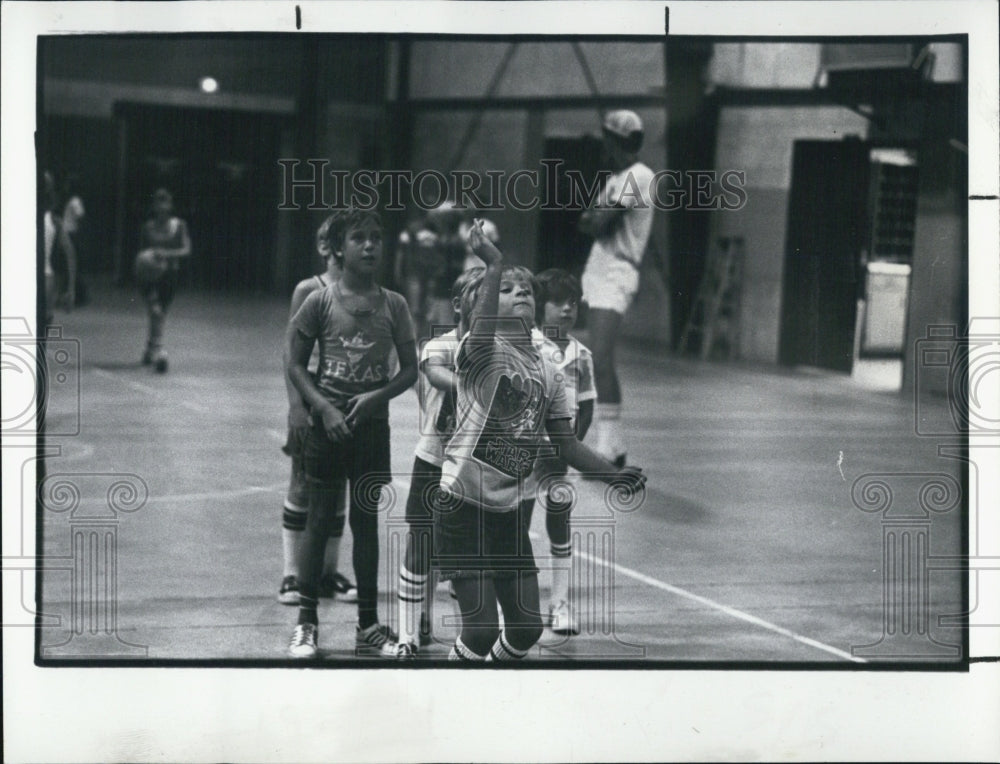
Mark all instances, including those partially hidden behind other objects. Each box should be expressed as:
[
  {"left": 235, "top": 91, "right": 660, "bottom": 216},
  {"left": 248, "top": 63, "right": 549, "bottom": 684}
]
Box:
[
  {"left": 292, "top": 284, "right": 415, "bottom": 418},
  {"left": 440, "top": 330, "right": 573, "bottom": 511}
]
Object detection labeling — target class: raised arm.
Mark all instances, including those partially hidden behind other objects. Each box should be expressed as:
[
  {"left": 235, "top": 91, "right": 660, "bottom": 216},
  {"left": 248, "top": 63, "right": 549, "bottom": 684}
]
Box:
[{"left": 464, "top": 219, "right": 504, "bottom": 349}]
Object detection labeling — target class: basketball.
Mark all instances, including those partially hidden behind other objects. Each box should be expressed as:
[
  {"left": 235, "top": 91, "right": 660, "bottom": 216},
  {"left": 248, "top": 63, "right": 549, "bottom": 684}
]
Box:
[{"left": 135, "top": 248, "right": 167, "bottom": 284}]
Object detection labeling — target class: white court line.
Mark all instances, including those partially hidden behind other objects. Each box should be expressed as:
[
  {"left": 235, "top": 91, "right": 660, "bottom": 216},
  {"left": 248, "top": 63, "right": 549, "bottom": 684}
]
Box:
[
  {"left": 92, "top": 368, "right": 211, "bottom": 414},
  {"left": 571, "top": 544, "right": 866, "bottom": 664}
]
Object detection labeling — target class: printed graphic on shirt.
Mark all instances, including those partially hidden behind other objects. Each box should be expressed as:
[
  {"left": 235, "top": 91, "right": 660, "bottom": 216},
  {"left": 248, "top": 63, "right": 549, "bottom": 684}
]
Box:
[
  {"left": 318, "top": 330, "right": 387, "bottom": 387},
  {"left": 471, "top": 372, "right": 546, "bottom": 478}
]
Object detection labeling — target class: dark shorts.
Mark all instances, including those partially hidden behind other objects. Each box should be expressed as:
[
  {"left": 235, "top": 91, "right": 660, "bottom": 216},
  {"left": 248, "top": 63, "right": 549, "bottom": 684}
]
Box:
[
  {"left": 433, "top": 498, "right": 538, "bottom": 581},
  {"left": 302, "top": 416, "right": 391, "bottom": 532},
  {"left": 404, "top": 455, "right": 443, "bottom": 525}
]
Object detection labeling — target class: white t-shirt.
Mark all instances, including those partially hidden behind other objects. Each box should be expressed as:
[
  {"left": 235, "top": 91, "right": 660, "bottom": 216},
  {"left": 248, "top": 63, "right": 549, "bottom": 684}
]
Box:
[
  {"left": 440, "top": 330, "right": 573, "bottom": 511},
  {"left": 414, "top": 329, "right": 460, "bottom": 467},
  {"left": 586, "top": 161, "right": 655, "bottom": 272},
  {"left": 530, "top": 328, "right": 597, "bottom": 426}
]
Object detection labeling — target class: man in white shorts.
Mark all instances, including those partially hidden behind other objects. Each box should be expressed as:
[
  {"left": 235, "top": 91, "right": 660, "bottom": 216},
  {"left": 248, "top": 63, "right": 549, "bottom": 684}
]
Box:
[{"left": 578, "top": 110, "right": 655, "bottom": 466}]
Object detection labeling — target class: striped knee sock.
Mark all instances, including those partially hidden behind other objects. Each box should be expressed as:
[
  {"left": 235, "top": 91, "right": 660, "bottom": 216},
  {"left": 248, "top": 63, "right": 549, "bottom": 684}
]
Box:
[
  {"left": 448, "top": 635, "right": 486, "bottom": 661},
  {"left": 397, "top": 566, "right": 426, "bottom": 647},
  {"left": 486, "top": 631, "right": 529, "bottom": 662},
  {"left": 281, "top": 504, "right": 307, "bottom": 577},
  {"left": 550, "top": 542, "right": 572, "bottom": 606}
]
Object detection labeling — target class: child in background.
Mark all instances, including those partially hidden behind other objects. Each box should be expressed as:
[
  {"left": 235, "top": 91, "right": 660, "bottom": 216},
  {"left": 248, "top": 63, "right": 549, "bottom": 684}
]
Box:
[
  {"left": 436, "top": 221, "right": 645, "bottom": 662},
  {"left": 287, "top": 207, "right": 417, "bottom": 659},
  {"left": 278, "top": 216, "right": 356, "bottom": 606},
  {"left": 395, "top": 267, "right": 484, "bottom": 658},
  {"left": 530, "top": 269, "right": 596, "bottom": 635},
  {"left": 138, "top": 188, "right": 191, "bottom": 373}
]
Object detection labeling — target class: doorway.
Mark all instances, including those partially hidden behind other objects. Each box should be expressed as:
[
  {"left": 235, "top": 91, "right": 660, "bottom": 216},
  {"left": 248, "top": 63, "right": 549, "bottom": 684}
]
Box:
[
  {"left": 779, "top": 138, "right": 870, "bottom": 372},
  {"left": 536, "top": 135, "right": 606, "bottom": 279},
  {"left": 115, "top": 102, "right": 286, "bottom": 293}
]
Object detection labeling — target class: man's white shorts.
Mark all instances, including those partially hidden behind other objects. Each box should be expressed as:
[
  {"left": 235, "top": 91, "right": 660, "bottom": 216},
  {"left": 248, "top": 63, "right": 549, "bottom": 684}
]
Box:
[{"left": 581, "top": 257, "right": 640, "bottom": 315}]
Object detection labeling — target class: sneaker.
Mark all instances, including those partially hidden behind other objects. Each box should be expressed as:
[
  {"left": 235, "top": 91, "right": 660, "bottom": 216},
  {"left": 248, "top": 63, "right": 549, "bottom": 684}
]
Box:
[
  {"left": 395, "top": 641, "right": 418, "bottom": 660},
  {"left": 141, "top": 349, "right": 153, "bottom": 366},
  {"left": 288, "top": 623, "right": 318, "bottom": 659},
  {"left": 278, "top": 575, "right": 300, "bottom": 605},
  {"left": 355, "top": 622, "right": 397, "bottom": 656},
  {"left": 418, "top": 611, "right": 432, "bottom": 647},
  {"left": 549, "top": 600, "right": 580, "bottom": 635},
  {"left": 154, "top": 352, "right": 168, "bottom": 374},
  {"left": 318, "top": 572, "right": 358, "bottom": 602}
]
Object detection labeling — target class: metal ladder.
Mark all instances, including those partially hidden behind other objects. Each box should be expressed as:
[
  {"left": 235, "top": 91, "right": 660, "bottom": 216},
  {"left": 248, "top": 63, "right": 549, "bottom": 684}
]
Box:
[{"left": 679, "top": 236, "right": 744, "bottom": 361}]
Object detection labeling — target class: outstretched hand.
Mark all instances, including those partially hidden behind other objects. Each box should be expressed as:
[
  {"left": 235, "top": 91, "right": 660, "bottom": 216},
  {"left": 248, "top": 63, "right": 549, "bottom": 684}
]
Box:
[
  {"left": 466, "top": 218, "right": 503, "bottom": 266},
  {"left": 614, "top": 465, "right": 647, "bottom": 494}
]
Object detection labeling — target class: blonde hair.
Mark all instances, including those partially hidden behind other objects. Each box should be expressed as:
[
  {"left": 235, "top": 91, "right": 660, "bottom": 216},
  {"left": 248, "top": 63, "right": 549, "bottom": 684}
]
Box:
[{"left": 458, "top": 265, "right": 538, "bottom": 330}]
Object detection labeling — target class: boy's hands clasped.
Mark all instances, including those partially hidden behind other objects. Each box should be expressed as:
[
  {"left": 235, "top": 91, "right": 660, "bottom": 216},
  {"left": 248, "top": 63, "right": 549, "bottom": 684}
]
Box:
[
  {"left": 319, "top": 403, "right": 352, "bottom": 442},
  {"left": 317, "top": 391, "right": 383, "bottom": 441}
]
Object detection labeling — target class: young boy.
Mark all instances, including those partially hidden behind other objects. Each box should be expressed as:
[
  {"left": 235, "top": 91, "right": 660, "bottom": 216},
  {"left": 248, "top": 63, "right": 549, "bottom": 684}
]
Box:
[
  {"left": 395, "top": 267, "right": 483, "bottom": 658},
  {"left": 286, "top": 207, "right": 417, "bottom": 659},
  {"left": 138, "top": 188, "right": 191, "bottom": 373},
  {"left": 530, "top": 269, "right": 596, "bottom": 635},
  {"left": 278, "top": 217, "right": 356, "bottom": 606},
  {"left": 436, "top": 221, "right": 646, "bottom": 663}
]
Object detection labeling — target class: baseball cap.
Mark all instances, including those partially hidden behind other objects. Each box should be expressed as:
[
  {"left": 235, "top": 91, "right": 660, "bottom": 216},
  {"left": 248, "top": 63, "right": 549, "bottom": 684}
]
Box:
[{"left": 602, "top": 110, "right": 644, "bottom": 138}]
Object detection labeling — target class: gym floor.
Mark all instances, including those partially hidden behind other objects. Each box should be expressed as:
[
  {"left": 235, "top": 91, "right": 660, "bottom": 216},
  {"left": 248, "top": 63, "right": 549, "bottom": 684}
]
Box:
[{"left": 35, "top": 281, "right": 965, "bottom": 665}]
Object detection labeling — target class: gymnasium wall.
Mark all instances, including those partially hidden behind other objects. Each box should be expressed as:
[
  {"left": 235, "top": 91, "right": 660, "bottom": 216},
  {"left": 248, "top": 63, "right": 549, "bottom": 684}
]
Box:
[
  {"left": 408, "top": 41, "right": 665, "bottom": 98},
  {"left": 407, "top": 41, "right": 671, "bottom": 342},
  {"left": 709, "top": 105, "right": 870, "bottom": 364}
]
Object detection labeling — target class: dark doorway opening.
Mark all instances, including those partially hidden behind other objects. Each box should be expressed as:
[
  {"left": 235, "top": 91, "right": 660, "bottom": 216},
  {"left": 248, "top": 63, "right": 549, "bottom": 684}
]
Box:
[
  {"left": 115, "top": 102, "right": 286, "bottom": 294},
  {"left": 779, "top": 138, "right": 870, "bottom": 373},
  {"left": 536, "top": 135, "right": 606, "bottom": 280}
]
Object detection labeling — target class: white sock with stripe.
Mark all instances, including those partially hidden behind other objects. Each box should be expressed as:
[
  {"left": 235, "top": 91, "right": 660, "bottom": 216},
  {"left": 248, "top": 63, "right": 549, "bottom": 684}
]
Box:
[
  {"left": 281, "top": 502, "right": 307, "bottom": 577},
  {"left": 448, "top": 635, "right": 486, "bottom": 661},
  {"left": 486, "top": 631, "right": 529, "bottom": 662},
  {"left": 550, "top": 556, "right": 571, "bottom": 606},
  {"left": 397, "top": 566, "right": 426, "bottom": 647}
]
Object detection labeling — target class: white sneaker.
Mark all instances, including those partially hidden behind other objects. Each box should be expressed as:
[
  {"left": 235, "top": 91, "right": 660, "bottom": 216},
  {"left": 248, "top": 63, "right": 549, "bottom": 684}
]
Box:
[
  {"left": 355, "top": 622, "right": 398, "bottom": 657},
  {"left": 549, "top": 600, "right": 579, "bottom": 635},
  {"left": 289, "top": 623, "right": 318, "bottom": 658}
]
